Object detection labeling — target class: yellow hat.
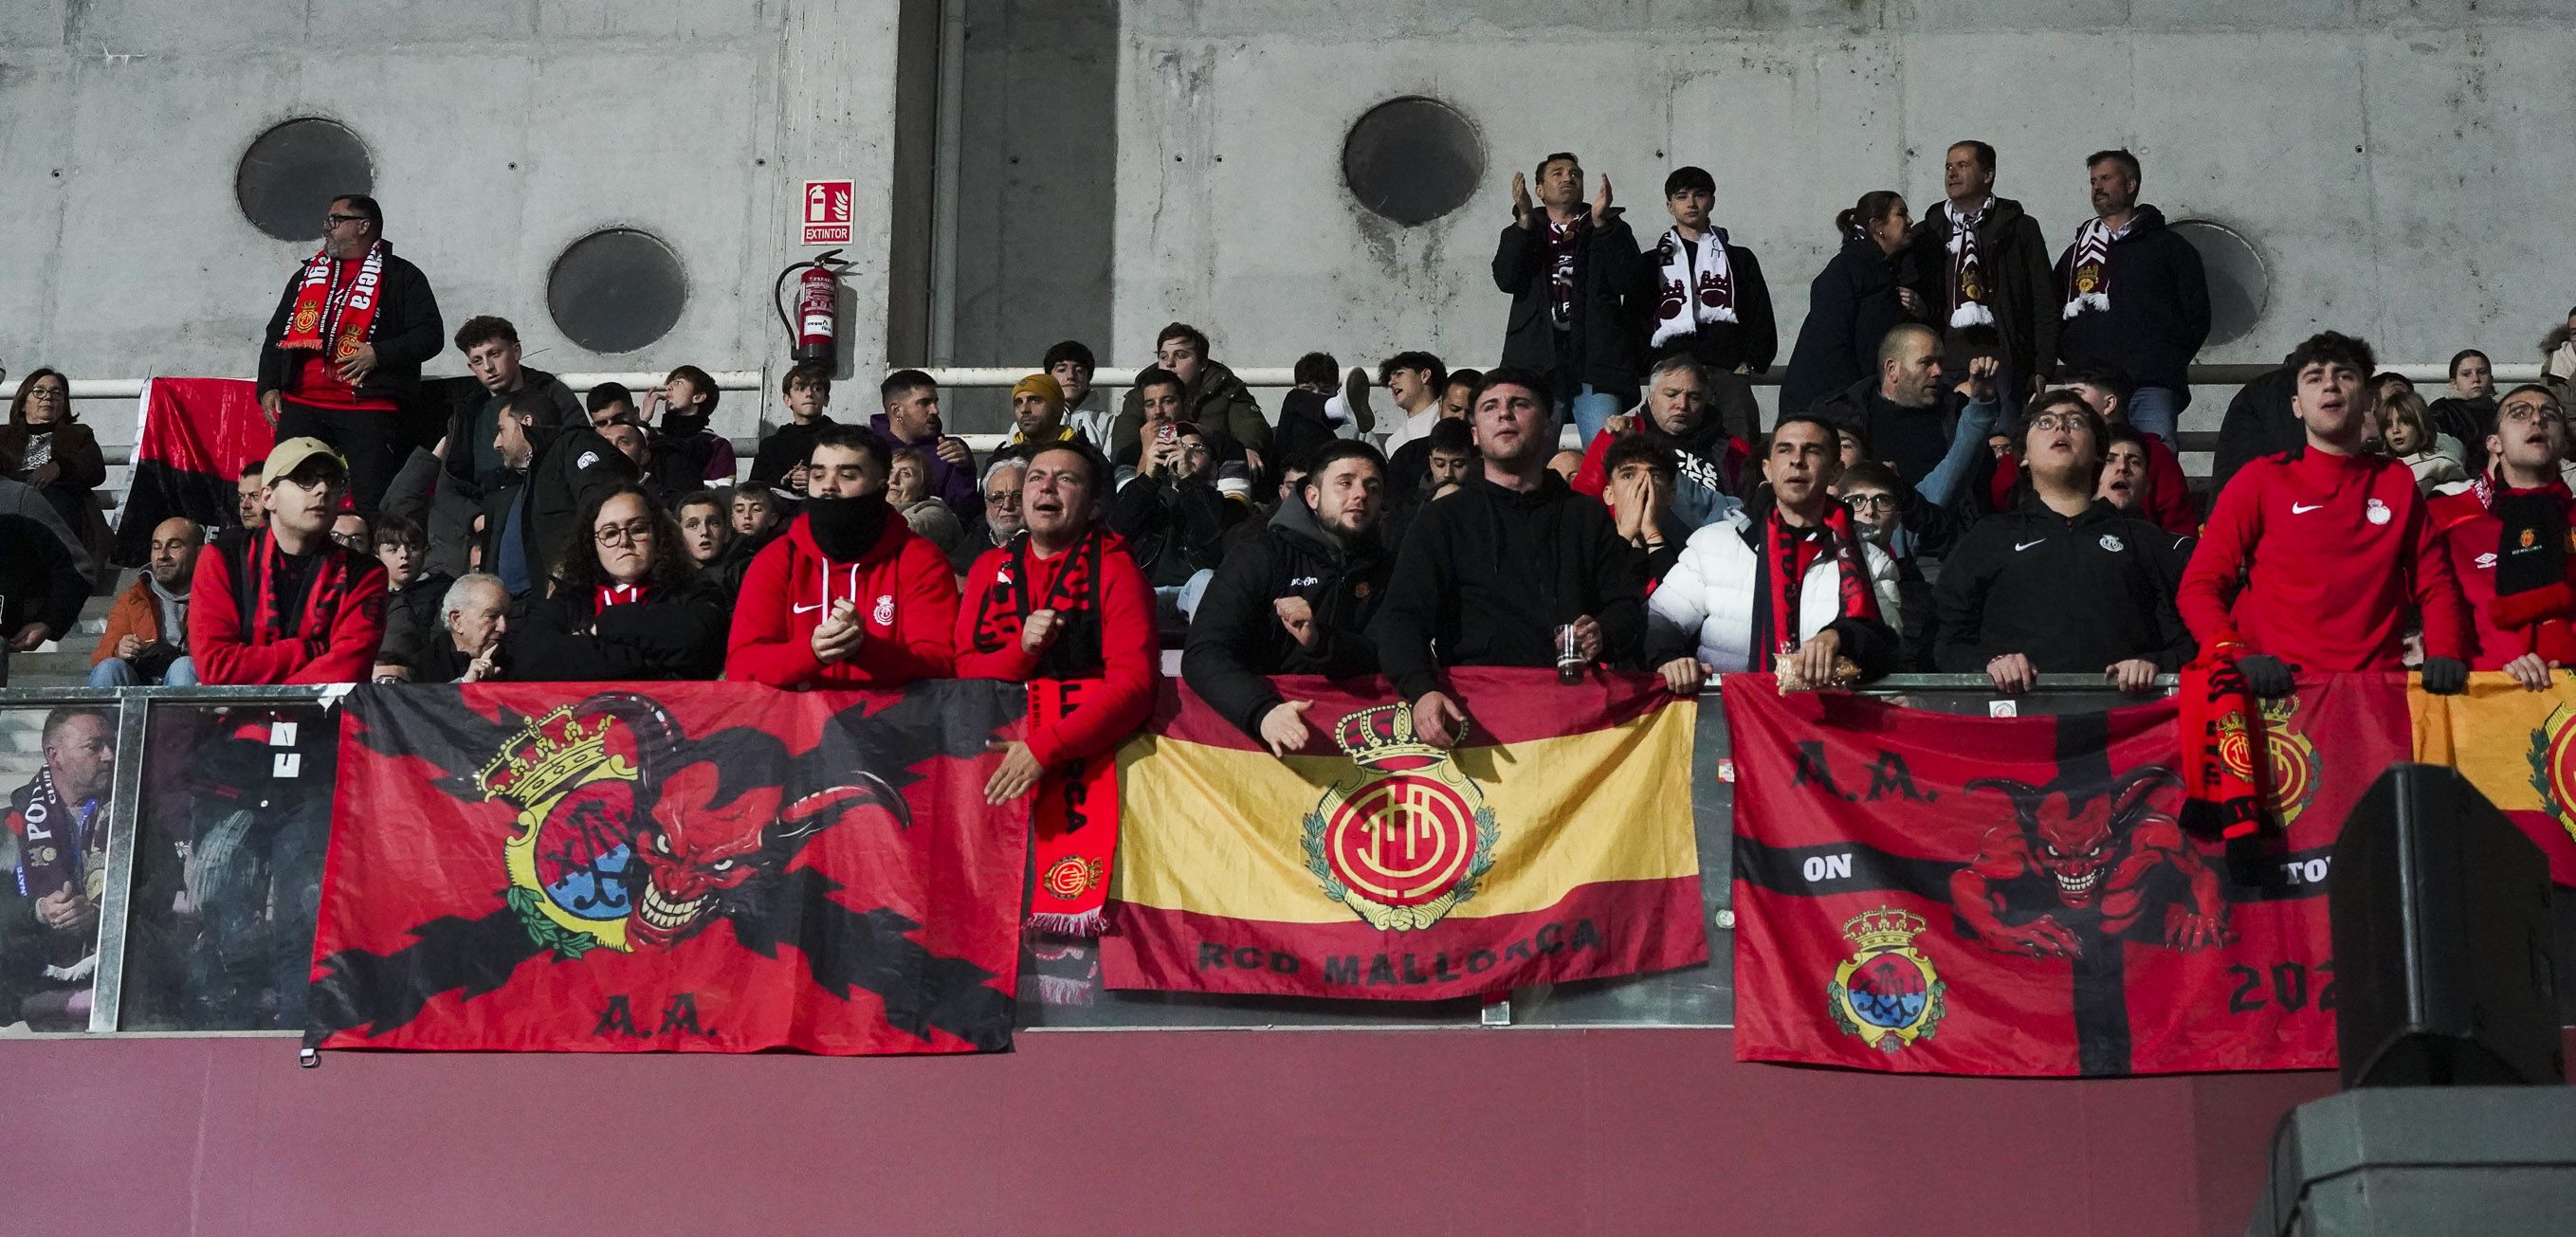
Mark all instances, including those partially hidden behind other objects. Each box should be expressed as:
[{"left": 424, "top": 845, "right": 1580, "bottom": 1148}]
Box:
[
  {"left": 1011, "top": 373, "right": 1066, "bottom": 407},
  {"left": 261, "top": 436, "right": 348, "bottom": 487}
]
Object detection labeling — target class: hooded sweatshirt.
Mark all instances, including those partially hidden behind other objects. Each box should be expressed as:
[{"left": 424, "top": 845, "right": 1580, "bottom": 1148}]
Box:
[
  {"left": 1367, "top": 471, "right": 1647, "bottom": 701},
  {"left": 1181, "top": 496, "right": 1394, "bottom": 739},
  {"left": 725, "top": 499, "right": 959, "bottom": 688}
]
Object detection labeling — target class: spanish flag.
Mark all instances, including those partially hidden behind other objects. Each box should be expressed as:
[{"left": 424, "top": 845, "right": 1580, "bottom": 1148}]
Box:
[
  {"left": 1101, "top": 668, "right": 1708, "bottom": 1000},
  {"left": 2411, "top": 673, "right": 2576, "bottom": 887}
]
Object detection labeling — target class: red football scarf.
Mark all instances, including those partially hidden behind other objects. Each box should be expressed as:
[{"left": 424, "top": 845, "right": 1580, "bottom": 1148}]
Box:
[
  {"left": 277, "top": 241, "right": 389, "bottom": 362},
  {"left": 242, "top": 534, "right": 358, "bottom": 653},
  {"left": 1763, "top": 506, "right": 1880, "bottom": 657},
  {"left": 974, "top": 530, "right": 1122, "bottom": 934},
  {"left": 2178, "top": 653, "right": 2269, "bottom": 842},
  {"left": 595, "top": 582, "right": 649, "bottom": 611}
]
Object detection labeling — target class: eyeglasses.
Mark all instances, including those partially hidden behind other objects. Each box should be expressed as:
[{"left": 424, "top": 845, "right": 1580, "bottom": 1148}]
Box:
[
  {"left": 1842, "top": 493, "right": 1899, "bottom": 514},
  {"left": 2501, "top": 404, "right": 2568, "bottom": 427},
  {"left": 2027, "top": 412, "right": 2092, "bottom": 432},
  {"left": 324, "top": 213, "right": 369, "bottom": 225},
  {"left": 330, "top": 532, "right": 369, "bottom": 550},
  {"left": 594, "top": 520, "right": 656, "bottom": 546},
  {"left": 985, "top": 491, "right": 1022, "bottom": 508}
]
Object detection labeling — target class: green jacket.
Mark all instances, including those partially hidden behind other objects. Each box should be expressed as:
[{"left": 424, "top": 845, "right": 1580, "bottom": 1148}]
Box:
[{"left": 1112, "top": 359, "right": 1270, "bottom": 460}]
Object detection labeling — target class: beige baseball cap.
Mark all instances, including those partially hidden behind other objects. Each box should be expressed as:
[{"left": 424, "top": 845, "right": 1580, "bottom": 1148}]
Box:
[{"left": 262, "top": 437, "right": 348, "bottom": 486}]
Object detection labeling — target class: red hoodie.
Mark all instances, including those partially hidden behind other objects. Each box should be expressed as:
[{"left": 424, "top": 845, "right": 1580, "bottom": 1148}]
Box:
[
  {"left": 2427, "top": 481, "right": 2576, "bottom": 668},
  {"left": 954, "top": 529, "right": 1156, "bottom": 767},
  {"left": 191, "top": 528, "right": 388, "bottom": 684},
  {"left": 725, "top": 510, "right": 959, "bottom": 688},
  {"left": 2179, "top": 447, "right": 2467, "bottom": 671}
]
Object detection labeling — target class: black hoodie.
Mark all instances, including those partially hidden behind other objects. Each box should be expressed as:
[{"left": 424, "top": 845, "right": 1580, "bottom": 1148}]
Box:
[
  {"left": 1932, "top": 493, "right": 2195, "bottom": 674},
  {"left": 2051, "top": 205, "right": 2211, "bottom": 395},
  {"left": 1182, "top": 497, "right": 1395, "bottom": 739},
  {"left": 1367, "top": 471, "right": 1646, "bottom": 701}
]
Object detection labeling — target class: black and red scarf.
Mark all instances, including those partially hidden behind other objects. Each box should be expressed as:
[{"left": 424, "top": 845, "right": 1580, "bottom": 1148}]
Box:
[
  {"left": 970, "top": 528, "right": 1106, "bottom": 679},
  {"left": 278, "top": 240, "right": 389, "bottom": 362},
  {"left": 970, "top": 527, "right": 1121, "bottom": 935},
  {"left": 2472, "top": 474, "right": 2576, "bottom": 636},
  {"left": 1760, "top": 505, "right": 1879, "bottom": 658},
  {"left": 232, "top": 531, "right": 359, "bottom": 652}
]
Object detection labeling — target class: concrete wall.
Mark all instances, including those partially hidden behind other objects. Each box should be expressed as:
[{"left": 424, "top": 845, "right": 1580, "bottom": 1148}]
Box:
[
  {"left": 0, "top": 0, "right": 914, "bottom": 443},
  {"left": 1108, "top": 0, "right": 2576, "bottom": 428}
]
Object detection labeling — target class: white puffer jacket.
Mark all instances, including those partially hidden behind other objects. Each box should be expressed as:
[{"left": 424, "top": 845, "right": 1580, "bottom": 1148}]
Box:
[{"left": 1646, "top": 512, "right": 1904, "bottom": 672}]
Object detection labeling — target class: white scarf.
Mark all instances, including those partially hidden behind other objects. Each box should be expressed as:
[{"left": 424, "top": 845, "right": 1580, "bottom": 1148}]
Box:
[
  {"left": 1650, "top": 227, "right": 1738, "bottom": 348},
  {"left": 2062, "top": 216, "right": 2116, "bottom": 320},
  {"left": 1944, "top": 198, "right": 1995, "bottom": 330}
]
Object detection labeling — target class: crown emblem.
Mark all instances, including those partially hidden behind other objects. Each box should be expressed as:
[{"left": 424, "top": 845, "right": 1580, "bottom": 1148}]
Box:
[
  {"left": 477, "top": 707, "right": 614, "bottom": 809},
  {"left": 1841, "top": 905, "right": 1927, "bottom": 953},
  {"left": 1332, "top": 703, "right": 1452, "bottom": 772}
]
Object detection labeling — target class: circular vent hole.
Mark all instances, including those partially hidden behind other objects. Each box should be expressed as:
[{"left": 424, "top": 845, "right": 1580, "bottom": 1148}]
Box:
[
  {"left": 547, "top": 228, "right": 687, "bottom": 355},
  {"left": 1343, "top": 97, "right": 1485, "bottom": 227},
  {"left": 236, "top": 118, "right": 375, "bottom": 243}
]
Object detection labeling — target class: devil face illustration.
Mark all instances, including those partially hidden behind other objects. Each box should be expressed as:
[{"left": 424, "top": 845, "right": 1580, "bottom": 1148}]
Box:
[{"left": 1949, "top": 768, "right": 2229, "bottom": 959}]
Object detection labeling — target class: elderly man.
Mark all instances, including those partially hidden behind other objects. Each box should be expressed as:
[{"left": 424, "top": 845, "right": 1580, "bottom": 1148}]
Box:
[
  {"left": 408, "top": 573, "right": 510, "bottom": 682},
  {"left": 90, "top": 518, "right": 204, "bottom": 686},
  {"left": 254, "top": 194, "right": 443, "bottom": 513},
  {"left": 954, "top": 456, "right": 1028, "bottom": 575},
  {"left": 1572, "top": 355, "right": 1744, "bottom": 529}
]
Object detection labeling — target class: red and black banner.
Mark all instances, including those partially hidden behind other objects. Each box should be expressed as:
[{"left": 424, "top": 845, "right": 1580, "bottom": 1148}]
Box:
[
  {"left": 1726, "top": 676, "right": 2406, "bottom": 1076},
  {"left": 116, "top": 378, "right": 274, "bottom": 564},
  {"left": 307, "top": 681, "right": 1029, "bottom": 1055}
]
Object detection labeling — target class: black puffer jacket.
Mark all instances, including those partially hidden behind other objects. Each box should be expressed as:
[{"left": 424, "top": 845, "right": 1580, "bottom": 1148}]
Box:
[
  {"left": 1181, "top": 497, "right": 1394, "bottom": 739},
  {"left": 2051, "top": 206, "right": 2211, "bottom": 396},
  {"left": 1908, "top": 196, "right": 2055, "bottom": 387},
  {"left": 1492, "top": 205, "right": 1649, "bottom": 393}
]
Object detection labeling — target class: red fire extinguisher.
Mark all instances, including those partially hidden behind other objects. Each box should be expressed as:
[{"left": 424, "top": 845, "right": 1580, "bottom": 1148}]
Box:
[{"left": 773, "top": 248, "right": 850, "bottom": 364}]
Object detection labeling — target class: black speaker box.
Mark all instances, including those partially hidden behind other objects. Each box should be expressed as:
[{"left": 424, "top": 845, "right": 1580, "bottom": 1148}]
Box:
[{"left": 2328, "top": 763, "right": 2563, "bottom": 1088}]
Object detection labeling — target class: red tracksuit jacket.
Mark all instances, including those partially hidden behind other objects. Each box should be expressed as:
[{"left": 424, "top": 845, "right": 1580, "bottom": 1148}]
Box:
[
  {"left": 2427, "top": 482, "right": 2576, "bottom": 668},
  {"left": 724, "top": 512, "right": 959, "bottom": 688},
  {"left": 954, "top": 530, "right": 1157, "bottom": 767},
  {"left": 2180, "top": 446, "right": 2467, "bottom": 671},
  {"left": 191, "top": 531, "right": 389, "bottom": 684}
]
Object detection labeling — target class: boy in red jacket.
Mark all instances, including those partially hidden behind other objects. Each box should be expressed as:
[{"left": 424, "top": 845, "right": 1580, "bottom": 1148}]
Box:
[
  {"left": 2428, "top": 384, "right": 2576, "bottom": 690},
  {"left": 186, "top": 437, "right": 388, "bottom": 1031},
  {"left": 2180, "top": 332, "right": 2469, "bottom": 695},
  {"left": 725, "top": 425, "right": 958, "bottom": 687},
  {"left": 956, "top": 440, "right": 1157, "bottom": 803},
  {"left": 192, "top": 437, "right": 390, "bottom": 684}
]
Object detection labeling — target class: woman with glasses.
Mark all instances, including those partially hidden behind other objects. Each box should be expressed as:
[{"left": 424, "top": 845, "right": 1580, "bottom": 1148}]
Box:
[
  {"left": 506, "top": 484, "right": 727, "bottom": 681},
  {"left": 3, "top": 369, "right": 111, "bottom": 592},
  {"left": 1932, "top": 391, "right": 2193, "bottom": 694}
]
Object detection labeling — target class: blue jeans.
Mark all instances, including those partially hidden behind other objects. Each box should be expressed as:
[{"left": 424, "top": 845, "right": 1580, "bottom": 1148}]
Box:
[
  {"left": 2127, "top": 385, "right": 2184, "bottom": 449},
  {"left": 87, "top": 654, "right": 198, "bottom": 687},
  {"left": 1554, "top": 373, "right": 1627, "bottom": 446}
]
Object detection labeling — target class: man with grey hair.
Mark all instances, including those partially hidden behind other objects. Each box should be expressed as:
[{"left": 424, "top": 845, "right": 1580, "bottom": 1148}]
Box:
[
  {"left": 952, "top": 455, "right": 1029, "bottom": 576},
  {"left": 1571, "top": 355, "right": 1744, "bottom": 529},
  {"left": 410, "top": 573, "right": 509, "bottom": 682}
]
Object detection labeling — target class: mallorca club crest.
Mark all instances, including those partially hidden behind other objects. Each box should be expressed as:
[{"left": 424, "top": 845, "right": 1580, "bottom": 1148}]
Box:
[
  {"left": 1826, "top": 906, "right": 1948, "bottom": 1053},
  {"left": 2526, "top": 701, "right": 2576, "bottom": 844},
  {"left": 472, "top": 696, "right": 907, "bottom": 958},
  {"left": 2217, "top": 693, "right": 2317, "bottom": 826},
  {"left": 1300, "top": 703, "right": 1497, "bottom": 931}
]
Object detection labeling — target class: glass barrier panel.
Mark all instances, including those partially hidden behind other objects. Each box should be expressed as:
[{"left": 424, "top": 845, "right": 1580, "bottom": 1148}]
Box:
[
  {"left": 0, "top": 703, "right": 119, "bottom": 1034},
  {"left": 119, "top": 700, "right": 341, "bottom": 1032}
]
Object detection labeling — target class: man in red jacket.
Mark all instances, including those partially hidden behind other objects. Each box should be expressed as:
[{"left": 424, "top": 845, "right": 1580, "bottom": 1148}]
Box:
[
  {"left": 725, "top": 425, "right": 958, "bottom": 687},
  {"left": 186, "top": 437, "right": 389, "bottom": 1031},
  {"left": 2428, "top": 384, "right": 2576, "bottom": 690},
  {"left": 2180, "top": 332, "right": 2468, "bottom": 695}
]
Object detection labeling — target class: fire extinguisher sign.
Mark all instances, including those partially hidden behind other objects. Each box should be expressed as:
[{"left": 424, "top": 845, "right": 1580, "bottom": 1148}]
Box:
[{"left": 801, "top": 179, "right": 853, "bottom": 245}]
